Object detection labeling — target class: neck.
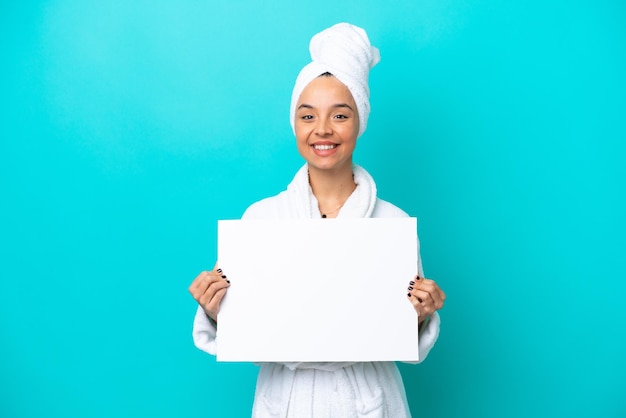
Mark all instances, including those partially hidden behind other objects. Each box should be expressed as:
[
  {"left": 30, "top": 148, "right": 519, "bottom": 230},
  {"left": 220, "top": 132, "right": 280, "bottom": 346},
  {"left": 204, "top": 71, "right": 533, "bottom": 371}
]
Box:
[{"left": 308, "top": 163, "right": 357, "bottom": 218}]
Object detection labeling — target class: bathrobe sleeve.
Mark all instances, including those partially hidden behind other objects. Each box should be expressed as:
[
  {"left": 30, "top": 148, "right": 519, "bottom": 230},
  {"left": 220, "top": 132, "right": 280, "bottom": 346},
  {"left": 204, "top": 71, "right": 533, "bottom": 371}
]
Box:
[
  {"left": 415, "top": 311, "right": 440, "bottom": 363},
  {"left": 192, "top": 305, "right": 218, "bottom": 355}
]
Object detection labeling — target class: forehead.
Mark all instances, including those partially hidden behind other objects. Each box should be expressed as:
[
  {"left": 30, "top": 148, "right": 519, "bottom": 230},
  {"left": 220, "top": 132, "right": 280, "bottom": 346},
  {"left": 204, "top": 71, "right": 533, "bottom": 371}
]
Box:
[{"left": 297, "top": 76, "right": 356, "bottom": 106}]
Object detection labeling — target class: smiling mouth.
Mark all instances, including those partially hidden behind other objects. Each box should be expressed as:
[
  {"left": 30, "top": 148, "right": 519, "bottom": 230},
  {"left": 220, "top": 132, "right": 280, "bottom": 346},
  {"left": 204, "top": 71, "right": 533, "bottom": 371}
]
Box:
[{"left": 312, "top": 144, "right": 337, "bottom": 150}]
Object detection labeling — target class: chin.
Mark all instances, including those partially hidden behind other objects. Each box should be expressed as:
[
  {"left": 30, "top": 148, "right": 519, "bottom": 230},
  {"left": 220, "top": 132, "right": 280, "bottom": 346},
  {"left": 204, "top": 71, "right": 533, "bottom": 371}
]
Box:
[{"left": 307, "top": 159, "right": 351, "bottom": 172}]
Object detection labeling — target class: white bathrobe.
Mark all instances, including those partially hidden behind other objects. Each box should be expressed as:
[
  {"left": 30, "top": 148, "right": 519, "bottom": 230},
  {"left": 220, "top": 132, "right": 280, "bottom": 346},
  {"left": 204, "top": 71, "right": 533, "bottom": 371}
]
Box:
[{"left": 193, "top": 164, "right": 441, "bottom": 417}]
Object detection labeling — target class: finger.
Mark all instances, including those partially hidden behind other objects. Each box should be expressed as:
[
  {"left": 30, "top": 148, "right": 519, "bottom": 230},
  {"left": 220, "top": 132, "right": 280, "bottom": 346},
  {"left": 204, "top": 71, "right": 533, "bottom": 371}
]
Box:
[
  {"left": 214, "top": 262, "right": 226, "bottom": 277},
  {"left": 407, "top": 279, "right": 433, "bottom": 305},
  {"left": 412, "top": 278, "right": 444, "bottom": 309},
  {"left": 189, "top": 271, "right": 211, "bottom": 294},
  {"left": 423, "top": 280, "right": 446, "bottom": 310},
  {"left": 192, "top": 272, "right": 224, "bottom": 302},
  {"left": 199, "top": 278, "right": 230, "bottom": 305},
  {"left": 407, "top": 293, "right": 427, "bottom": 319},
  {"left": 211, "top": 263, "right": 229, "bottom": 282},
  {"left": 410, "top": 288, "right": 436, "bottom": 310},
  {"left": 408, "top": 282, "right": 437, "bottom": 312},
  {"left": 430, "top": 289, "right": 445, "bottom": 310},
  {"left": 202, "top": 282, "right": 230, "bottom": 320},
  {"left": 418, "top": 283, "right": 442, "bottom": 310},
  {"left": 189, "top": 261, "right": 225, "bottom": 291},
  {"left": 413, "top": 276, "right": 436, "bottom": 291},
  {"left": 207, "top": 287, "right": 228, "bottom": 313},
  {"left": 435, "top": 285, "right": 446, "bottom": 308},
  {"left": 411, "top": 276, "right": 432, "bottom": 296}
]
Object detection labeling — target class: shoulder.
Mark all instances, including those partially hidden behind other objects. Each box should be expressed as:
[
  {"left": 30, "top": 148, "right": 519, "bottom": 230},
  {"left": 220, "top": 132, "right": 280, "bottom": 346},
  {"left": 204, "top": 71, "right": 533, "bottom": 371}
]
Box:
[
  {"left": 372, "top": 198, "right": 410, "bottom": 218},
  {"left": 241, "top": 191, "right": 290, "bottom": 220}
]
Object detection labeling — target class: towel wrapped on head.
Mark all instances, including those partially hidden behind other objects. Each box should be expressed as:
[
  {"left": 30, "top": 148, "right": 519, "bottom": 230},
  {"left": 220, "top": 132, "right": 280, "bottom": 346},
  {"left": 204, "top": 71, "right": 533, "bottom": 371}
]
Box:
[{"left": 290, "top": 23, "right": 380, "bottom": 138}]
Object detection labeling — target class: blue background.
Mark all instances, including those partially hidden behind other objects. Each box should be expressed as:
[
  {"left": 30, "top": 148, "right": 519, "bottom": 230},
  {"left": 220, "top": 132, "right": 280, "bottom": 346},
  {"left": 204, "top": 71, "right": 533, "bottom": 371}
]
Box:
[{"left": 1, "top": 1, "right": 624, "bottom": 417}]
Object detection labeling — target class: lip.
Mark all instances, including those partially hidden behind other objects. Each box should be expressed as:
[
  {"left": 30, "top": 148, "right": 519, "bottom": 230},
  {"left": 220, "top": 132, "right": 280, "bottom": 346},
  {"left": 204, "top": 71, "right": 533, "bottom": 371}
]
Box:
[{"left": 310, "top": 142, "right": 339, "bottom": 157}]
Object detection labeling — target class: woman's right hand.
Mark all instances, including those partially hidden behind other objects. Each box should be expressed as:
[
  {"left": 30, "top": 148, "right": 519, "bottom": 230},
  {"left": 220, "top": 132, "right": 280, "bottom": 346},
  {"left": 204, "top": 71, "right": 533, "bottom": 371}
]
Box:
[{"left": 188, "top": 265, "right": 230, "bottom": 323}]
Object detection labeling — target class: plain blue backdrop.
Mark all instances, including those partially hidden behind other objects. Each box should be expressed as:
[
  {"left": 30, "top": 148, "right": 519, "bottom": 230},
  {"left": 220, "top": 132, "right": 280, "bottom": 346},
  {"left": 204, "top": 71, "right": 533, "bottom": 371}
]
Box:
[{"left": 1, "top": 1, "right": 624, "bottom": 417}]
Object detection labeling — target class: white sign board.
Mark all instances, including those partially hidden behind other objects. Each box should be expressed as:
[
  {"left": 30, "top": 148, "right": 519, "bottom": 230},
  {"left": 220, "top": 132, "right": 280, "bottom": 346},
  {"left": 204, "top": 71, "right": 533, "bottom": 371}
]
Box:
[{"left": 216, "top": 218, "right": 419, "bottom": 362}]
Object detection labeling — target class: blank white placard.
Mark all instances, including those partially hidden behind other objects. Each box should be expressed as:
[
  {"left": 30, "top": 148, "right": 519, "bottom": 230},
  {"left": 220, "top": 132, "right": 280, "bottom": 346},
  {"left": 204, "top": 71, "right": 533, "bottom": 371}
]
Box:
[{"left": 216, "top": 217, "right": 419, "bottom": 362}]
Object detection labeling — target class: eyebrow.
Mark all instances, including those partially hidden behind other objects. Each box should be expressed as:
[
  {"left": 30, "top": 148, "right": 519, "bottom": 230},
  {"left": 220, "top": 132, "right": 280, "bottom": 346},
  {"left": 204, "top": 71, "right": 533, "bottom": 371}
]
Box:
[{"left": 297, "top": 103, "right": 355, "bottom": 111}]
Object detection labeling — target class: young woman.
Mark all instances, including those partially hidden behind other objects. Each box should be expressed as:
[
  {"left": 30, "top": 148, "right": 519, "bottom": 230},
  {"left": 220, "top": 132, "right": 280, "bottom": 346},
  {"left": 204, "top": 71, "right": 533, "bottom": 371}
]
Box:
[{"left": 189, "top": 22, "right": 446, "bottom": 417}]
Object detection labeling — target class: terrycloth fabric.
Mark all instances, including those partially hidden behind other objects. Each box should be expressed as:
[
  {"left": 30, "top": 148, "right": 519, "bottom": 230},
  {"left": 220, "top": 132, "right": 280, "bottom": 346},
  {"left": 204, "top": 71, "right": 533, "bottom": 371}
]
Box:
[
  {"left": 281, "top": 163, "right": 377, "bottom": 219},
  {"left": 192, "top": 164, "right": 441, "bottom": 418},
  {"left": 290, "top": 22, "right": 380, "bottom": 138}
]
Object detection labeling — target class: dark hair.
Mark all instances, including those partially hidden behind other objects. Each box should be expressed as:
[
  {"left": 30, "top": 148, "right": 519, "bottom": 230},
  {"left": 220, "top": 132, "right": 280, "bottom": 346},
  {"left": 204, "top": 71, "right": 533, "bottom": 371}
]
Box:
[{"left": 318, "top": 71, "right": 334, "bottom": 77}]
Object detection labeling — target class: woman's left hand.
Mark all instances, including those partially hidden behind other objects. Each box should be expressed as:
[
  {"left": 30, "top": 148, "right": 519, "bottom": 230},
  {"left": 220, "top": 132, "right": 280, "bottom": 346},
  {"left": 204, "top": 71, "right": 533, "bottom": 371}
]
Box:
[{"left": 407, "top": 275, "right": 446, "bottom": 325}]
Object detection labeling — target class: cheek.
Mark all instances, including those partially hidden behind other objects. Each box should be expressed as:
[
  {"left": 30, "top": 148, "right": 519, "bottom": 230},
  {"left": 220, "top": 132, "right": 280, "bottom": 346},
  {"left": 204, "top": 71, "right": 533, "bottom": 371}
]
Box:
[
  {"left": 294, "top": 123, "right": 310, "bottom": 144},
  {"left": 294, "top": 130, "right": 306, "bottom": 145},
  {"left": 340, "top": 115, "right": 359, "bottom": 136},
  {"left": 338, "top": 125, "right": 359, "bottom": 144}
]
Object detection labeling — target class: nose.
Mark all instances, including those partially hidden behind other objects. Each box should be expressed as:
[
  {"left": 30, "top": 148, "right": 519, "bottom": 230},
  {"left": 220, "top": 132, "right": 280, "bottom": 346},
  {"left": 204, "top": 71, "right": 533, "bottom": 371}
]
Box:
[{"left": 315, "top": 118, "right": 332, "bottom": 136}]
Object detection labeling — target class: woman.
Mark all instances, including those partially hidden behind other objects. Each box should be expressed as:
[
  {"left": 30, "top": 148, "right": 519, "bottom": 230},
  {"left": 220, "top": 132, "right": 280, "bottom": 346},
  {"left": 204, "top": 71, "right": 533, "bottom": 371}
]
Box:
[{"left": 188, "top": 22, "right": 446, "bottom": 417}]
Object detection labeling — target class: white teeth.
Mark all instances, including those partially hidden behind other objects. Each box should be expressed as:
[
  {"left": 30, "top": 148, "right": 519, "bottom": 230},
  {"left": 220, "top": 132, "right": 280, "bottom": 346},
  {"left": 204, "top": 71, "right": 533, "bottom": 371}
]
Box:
[{"left": 313, "top": 144, "right": 337, "bottom": 150}]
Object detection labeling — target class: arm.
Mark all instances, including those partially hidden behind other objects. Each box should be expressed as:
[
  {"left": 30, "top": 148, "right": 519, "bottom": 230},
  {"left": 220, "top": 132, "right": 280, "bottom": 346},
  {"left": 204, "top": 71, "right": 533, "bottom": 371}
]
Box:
[
  {"left": 188, "top": 267, "right": 230, "bottom": 355},
  {"left": 415, "top": 310, "right": 441, "bottom": 363},
  {"left": 374, "top": 199, "right": 446, "bottom": 362},
  {"left": 189, "top": 200, "right": 267, "bottom": 356},
  {"left": 406, "top": 273, "right": 445, "bottom": 363},
  {"left": 409, "top": 252, "right": 445, "bottom": 363},
  {"left": 192, "top": 304, "right": 219, "bottom": 355}
]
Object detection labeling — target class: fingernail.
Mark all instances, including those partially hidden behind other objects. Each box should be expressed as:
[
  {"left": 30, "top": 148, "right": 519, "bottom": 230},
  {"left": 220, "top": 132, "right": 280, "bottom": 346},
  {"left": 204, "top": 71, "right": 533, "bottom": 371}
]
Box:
[
  {"left": 408, "top": 286, "right": 413, "bottom": 291},
  {"left": 217, "top": 268, "right": 222, "bottom": 273},
  {"left": 409, "top": 281, "right": 415, "bottom": 285},
  {"left": 407, "top": 293, "right": 411, "bottom": 297},
  {"left": 416, "top": 276, "right": 422, "bottom": 281},
  {"left": 221, "top": 275, "right": 227, "bottom": 279},
  {"left": 226, "top": 280, "right": 231, "bottom": 284},
  {"left": 417, "top": 297, "right": 423, "bottom": 303}
]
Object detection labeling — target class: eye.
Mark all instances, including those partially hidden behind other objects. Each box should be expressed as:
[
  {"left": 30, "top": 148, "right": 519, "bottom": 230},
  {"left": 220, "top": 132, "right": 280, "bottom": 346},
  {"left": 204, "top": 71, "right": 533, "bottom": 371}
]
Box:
[
  {"left": 334, "top": 114, "right": 348, "bottom": 120},
  {"left": 300, "top": 114, "right": 314, "bottom": 121}
]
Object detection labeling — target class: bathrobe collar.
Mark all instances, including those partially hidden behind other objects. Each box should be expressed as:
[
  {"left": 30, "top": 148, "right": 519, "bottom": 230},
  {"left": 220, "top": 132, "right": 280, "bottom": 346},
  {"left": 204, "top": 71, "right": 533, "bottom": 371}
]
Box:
[{"left": 286, "top": 163, "right": 377, "bottom": 219}]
